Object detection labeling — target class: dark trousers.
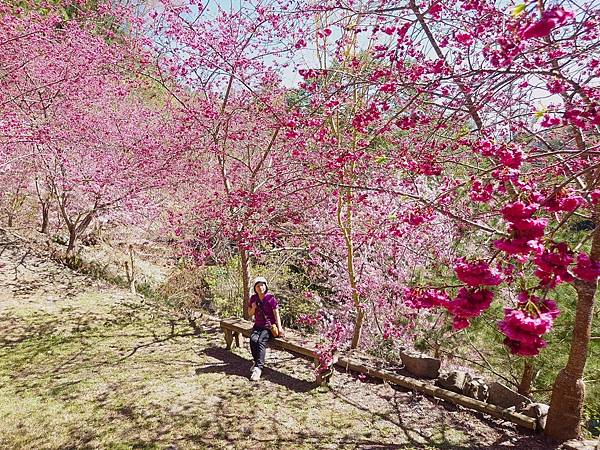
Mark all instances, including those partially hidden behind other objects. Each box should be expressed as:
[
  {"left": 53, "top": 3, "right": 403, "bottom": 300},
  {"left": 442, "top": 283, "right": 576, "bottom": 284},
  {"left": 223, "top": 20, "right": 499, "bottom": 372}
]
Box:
[{"left": 250, "top": 327, "right": 271, "bottom": 369}]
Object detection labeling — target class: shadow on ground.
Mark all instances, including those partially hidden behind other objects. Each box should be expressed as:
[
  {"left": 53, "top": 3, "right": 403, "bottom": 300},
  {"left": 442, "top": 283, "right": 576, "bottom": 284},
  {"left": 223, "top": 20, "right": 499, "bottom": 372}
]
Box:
[{"left": 197, "top": 346, "right": 317, "bottom": 393}]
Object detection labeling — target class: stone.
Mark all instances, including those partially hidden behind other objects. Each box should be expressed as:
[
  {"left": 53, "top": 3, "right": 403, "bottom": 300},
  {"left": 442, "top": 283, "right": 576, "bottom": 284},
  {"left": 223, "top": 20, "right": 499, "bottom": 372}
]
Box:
[
  {"left": 560, "top": 439, "right": 600, "bottom": 450},
  {"left": 400, "top": 350, "right": 441, "bottom": 379},
  {"left": 487, "top": 382, "right": 530, "bottom": 409},
  {"left": 520, "top": 402, "right": 549, "bottom": 430},
  {"left": 436, "top": 370, "right": 469, "bottom": 393},
  {"left": 463, "top": 375, "right": 489, "bottom": 401}
]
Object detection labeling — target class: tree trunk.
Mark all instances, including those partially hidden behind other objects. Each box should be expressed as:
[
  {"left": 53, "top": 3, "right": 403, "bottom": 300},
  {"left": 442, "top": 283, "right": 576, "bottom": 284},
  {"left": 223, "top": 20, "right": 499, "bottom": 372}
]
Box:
[
  {"left": 76, "top": 211, "right": 95, "bottom": 235},
  {"left": 239, "top": 246, "right": 250, "bottom": 320},
  {"left": 7, "top": 213, "right": 13, "bottom": 228},
  {"left": 545, "top": 280, "right": 596, "bottom": 440},
  {"left": 545, "top": 219, "right": 600, "bottom": 441},
  {"left": 125, "top": 245, "right": 136, "bottom": 294},
  {"left": 345, "top": 209, "right": 363, "bottom": 349},
  {"left": 40, "top": 202, "right": 49, "bottom": 234},
  {"left": 35, "top": 179, "right": 51, "bottom": 234},
  {"left": 351, "top": 306, "right": 365, "bottom": 349},
  {"left": 66, "top": 224, "right": 77, "bottom": 258},
  {"left": 518, "top": 360, "right": 535, "bottom": 396},
  {"left": 338, "top": 184, "right": 364, "bottom": 349}
]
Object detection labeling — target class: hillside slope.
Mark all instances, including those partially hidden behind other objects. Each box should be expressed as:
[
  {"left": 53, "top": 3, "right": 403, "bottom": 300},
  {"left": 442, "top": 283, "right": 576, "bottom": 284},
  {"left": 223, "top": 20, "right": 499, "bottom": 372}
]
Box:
[{"left": 0, "top": 230, "right": 552, "bottom": 449}]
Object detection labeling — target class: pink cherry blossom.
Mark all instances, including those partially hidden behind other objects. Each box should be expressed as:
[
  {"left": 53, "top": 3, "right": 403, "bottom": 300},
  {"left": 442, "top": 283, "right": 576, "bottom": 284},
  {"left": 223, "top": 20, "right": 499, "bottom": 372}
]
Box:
[
  {"left": 498, "top": 293, "right": 560, "bottom": 356},
  {"left": 501, "top": 201, "right": 538, "bottom": 222},
  {"left": 544, "top": 193, "right": 584, "bottom": 213},
  {"left": 521, "top": 7, "right": 574, "bottom": 40},
  {"left": 403, "top": 288, "right": 450, "bottom": 309},
  {"left": 446, "top": 288, "right": 494, "bottom": 320},
  {"left": 470, "top": 179, "right": 494, "bottom": 202},
  {"left": 454, "top": 258, "right": 503, "bottom": 286},
  {"left": 534, "top": 243, "right": 574, "bottom": 287},
  {"left": 572, "top": 253, "right": 600, "bottom": 282},
  {"left": 455, "top": 33, "right": 473, "bottom": 46},
  {"left": 295, "top": 39, "right": 307, "bottom": 49}
]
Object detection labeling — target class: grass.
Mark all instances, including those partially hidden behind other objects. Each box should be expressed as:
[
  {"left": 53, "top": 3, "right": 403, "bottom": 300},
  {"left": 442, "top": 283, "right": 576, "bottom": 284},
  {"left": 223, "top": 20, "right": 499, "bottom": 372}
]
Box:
[
  {"left": 0, "top": 293, "right": 328, "bottom": 448},
  {"left": 0, "top": 291, "right": 214, "bottom": 449},
  {"left": 0, "top": 286, "right": 546, "bottom": 450},
  {"left": 0, "top": 241, "right": 552, "bottom": 450}
]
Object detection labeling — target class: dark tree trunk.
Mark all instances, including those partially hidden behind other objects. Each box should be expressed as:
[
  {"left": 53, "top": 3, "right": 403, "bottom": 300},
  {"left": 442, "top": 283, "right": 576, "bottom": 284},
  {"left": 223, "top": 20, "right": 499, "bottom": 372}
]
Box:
[
  {"left": 518, "top": 361, "right": 535, "bottom": 396},
  {"left": 545, "top": 217, "right": 600, "bottom": 441},
  {"left": 40, "top": 202, "right": 50, "bottom": 234},
  {"left": 76, "top": 211, "right": 94, "bottom": 235},
  {"left": 545, "top": 280, "right": 596, "bottom": 440},
  {"left": 239, "top": 246, "right": 250, "bottom": 320},
  {"left": 66, "top": 225, "right": 77, "bottom": 258}
]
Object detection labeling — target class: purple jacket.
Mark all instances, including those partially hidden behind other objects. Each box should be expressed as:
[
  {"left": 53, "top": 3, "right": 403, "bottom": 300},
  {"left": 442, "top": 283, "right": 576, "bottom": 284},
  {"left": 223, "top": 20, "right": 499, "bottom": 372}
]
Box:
[{"left": 250, "top": 293, "right": 278, "bottom": 328}]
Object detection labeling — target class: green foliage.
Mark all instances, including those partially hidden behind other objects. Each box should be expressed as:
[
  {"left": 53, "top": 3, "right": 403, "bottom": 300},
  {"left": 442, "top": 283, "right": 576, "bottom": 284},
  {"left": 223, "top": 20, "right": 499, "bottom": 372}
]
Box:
[
  {"left": 285, "top": 88, "right": 311, "bottom": 109},
  {"left": 202, "top": 258, "right": 243, "bottom": 318},
  {"left": 8, "top": 0, "right": 125, "bottom": 45},
  {"left": 135, "top": 281, "right": 159, "bottom": 299},
  {"left": 156, "top": 252, "right": 321, "bottom": 329},
  {"left": 250, "top": 255, "right": 323, "bottom": 328}
]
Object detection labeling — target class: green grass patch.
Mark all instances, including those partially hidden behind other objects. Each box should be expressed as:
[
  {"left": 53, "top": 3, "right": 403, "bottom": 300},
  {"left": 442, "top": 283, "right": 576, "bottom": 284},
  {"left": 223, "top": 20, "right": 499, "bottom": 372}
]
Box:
[{"left": 0, "top": 282, "right": 545, "bottom": 449}]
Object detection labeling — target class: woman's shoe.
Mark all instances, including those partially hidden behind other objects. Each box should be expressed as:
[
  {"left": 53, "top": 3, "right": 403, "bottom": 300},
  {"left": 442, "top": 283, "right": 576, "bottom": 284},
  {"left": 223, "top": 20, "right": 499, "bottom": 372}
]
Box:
[{"left": 250, "top": 367, "right": 262, "bottom": 381}]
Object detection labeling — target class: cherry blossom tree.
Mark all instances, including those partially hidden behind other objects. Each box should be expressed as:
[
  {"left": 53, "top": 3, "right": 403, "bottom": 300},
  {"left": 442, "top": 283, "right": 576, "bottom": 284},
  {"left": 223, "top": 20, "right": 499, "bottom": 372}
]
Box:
[
  {"left": 2, "top": 0, "right": 599, "bottom": 441},
  {"left": 0, "top": 1, "right": 181, "bottom": 256},
  {"left": 292, "top": 0, "right": 599, "bottom": 440},
  {"left": 145, "top": 0, "right": 318, "bottom": 317}
]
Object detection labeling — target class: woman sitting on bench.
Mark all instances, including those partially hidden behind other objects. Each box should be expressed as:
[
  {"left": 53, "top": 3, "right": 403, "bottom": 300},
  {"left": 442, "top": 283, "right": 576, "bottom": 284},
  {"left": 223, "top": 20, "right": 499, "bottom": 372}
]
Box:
[{"left": 247, "top": 276, "right": 284, "bottom": 381}]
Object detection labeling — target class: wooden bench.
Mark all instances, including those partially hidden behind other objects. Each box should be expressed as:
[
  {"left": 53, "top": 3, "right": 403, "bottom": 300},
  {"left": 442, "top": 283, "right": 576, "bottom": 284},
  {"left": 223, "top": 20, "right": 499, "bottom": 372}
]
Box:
[{"left": 219, "top": 317, "right": 337, "bottom": 385}]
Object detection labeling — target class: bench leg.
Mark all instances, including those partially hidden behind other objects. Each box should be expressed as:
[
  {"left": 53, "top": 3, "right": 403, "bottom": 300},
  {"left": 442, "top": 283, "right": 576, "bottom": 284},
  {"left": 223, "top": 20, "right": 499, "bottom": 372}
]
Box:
[
  {"left": 224, "top": 329, "right": 234, "bottom": 349},
  {"left": 234, "top": 331, "right": 240, "bottom": 348}
]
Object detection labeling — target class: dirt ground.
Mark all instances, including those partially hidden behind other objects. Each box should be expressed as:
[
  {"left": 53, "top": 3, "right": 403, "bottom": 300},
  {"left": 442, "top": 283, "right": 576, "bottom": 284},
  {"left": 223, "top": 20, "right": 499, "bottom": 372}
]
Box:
[{"left": 0, "top": 230, "right": 556, "bottom": 449}]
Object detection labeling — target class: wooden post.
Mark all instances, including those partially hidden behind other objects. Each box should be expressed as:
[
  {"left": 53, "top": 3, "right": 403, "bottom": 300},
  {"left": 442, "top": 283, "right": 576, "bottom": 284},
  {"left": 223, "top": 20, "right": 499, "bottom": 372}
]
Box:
[{"left": 124, "top": 244, "right": 136, "bottom": 294}]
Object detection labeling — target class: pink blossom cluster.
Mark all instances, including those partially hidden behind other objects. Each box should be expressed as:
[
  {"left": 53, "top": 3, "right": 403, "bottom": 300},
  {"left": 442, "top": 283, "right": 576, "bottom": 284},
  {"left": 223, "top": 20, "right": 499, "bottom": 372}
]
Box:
[
  {"left": 484, "top": 35, "right": 525, "bottom": 68},
  {"left": 498, "top": 292, "right": 560, "bottom": 356},
  {"left": 494, "top": 201, "right": 546, "bottom": 256},
  {"left": 543, "top": 191, "right": 584, "bottom": 213},
  {"left": 298, "top": 68, "right": 326, "bottom": 80},
  {"left": 521, "top": 7, "right": 574, "bottom": 40},
  {"left": 454, "top": 258, "right": 503, "bottom": 286},
  {"left": 352, "top": 103, "right": 382, "bottom": 133},
  {"left": 572, "top": 253, "right": 600, "bottom": 281},
  {"left": 445, "top": 288, "right": 494, "bottom": 330},
  {"left": 470, "top": 179, "right": 494, "bottom": 203},
  {"left": 540, "top": 114, "right": 561, "bottom": 128},
  {"left": 297, "top": 313, "right": 318, "bottom": 327},
  {"left": 402, "top": 288, "right": 450, "bottom": 309},
  {"left": 314, "top": 320, "right": 346, "bottom": 375},
  {"left": 564, "top": 107, "right": 600, "bottom": 129},
  {"left": 382, "top": 319, "right": 410, "bottom": 341},
  {"left": 533, "top": 243, "right": 574, "bottom": 287},
  {"left": 472, "top": 141, "right": 522, "bottom": 169}
]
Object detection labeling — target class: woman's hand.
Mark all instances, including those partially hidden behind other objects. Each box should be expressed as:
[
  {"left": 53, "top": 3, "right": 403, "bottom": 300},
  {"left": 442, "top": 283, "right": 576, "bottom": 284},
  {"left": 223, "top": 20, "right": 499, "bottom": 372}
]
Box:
[
  {"left": 248, "top": 301, "right": 257, "bottom": 318},
  {"left": 278, "top": 327, "right": 285, "bottom": 337}
]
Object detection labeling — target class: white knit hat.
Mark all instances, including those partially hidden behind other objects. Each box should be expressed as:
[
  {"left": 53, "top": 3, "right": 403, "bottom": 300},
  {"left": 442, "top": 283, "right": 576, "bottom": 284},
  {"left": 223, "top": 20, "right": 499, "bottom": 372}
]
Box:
[{"left": 253, "top": 276, "right": 268, "bottom": 292}]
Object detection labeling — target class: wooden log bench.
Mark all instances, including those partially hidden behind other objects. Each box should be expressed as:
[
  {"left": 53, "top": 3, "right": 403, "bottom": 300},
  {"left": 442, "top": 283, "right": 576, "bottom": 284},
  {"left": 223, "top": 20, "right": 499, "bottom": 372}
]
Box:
[{"left": 219, "top": 317, "right": 337, "bottom": 385}]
